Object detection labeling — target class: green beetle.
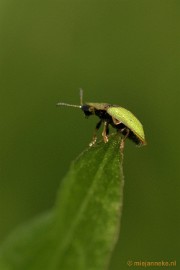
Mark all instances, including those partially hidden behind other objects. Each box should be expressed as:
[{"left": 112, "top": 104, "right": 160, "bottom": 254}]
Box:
[{"left": 57, "top": 89, "right": 146, "bottom": 149}]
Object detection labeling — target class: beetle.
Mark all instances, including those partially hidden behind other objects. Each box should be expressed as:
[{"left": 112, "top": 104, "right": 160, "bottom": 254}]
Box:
[{"left": 57, "top": 89, "right": 146, "bottom": 150}]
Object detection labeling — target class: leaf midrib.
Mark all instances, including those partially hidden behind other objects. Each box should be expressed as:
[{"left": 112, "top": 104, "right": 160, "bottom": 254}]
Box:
[{"left": 50, "top": 146, "right": 114, "bottom": 269}]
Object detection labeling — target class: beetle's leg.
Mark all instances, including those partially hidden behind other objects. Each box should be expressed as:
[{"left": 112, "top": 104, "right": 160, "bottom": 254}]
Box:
[
  {"left": 89, "top": 120, "right": 102, "bottom": 147},
  {"left": 102, "top": 121, "right": 109, "bottom": 143},
  {"left": 106, "top": 124, "right": 110, "bottom": 135},
  {"left": 112, "top": 117, "right": 121, "bottom": 125},
  {"left": 120, "top": 128, "right": 130, "bottom": 151}
]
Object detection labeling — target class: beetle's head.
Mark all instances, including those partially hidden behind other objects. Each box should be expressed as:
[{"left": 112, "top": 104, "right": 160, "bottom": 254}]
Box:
[{"left": 81, "top": 104, "right": 94, "bottom": 117}]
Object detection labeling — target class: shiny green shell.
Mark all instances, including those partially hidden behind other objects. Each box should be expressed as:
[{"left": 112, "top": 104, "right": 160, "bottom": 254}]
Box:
[
  {"left": 107, "top": 106, "right": 145, "bottom": 143},
  {"left": 86, "top": 103, "right": 145, "bottom": 143}
]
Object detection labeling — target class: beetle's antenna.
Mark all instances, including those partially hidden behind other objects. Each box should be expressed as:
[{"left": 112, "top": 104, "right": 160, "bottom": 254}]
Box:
[
  {"left": 80, "top": 88, "right": 83, "bottom": 106},
  {"left": 56, "top": 102, "right": 81, "bottom": 109},
  {"left": 56, "top": 89, "right": 84, "bottom": 109}
]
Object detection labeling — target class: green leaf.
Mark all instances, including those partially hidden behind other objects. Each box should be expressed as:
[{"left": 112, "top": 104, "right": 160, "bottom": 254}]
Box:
[{"left": 0, "top": 134, "right": 124, "bottom": 270}]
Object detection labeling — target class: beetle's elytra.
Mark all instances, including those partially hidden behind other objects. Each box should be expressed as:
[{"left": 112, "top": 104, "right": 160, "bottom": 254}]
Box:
[{"left": 57, "top": 89, "right": 146, "bottom": 150}]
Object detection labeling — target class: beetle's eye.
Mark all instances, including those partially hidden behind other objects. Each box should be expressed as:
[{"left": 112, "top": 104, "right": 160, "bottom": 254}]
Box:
[{"left": 89, "top": 107, "right": 94, "bottom": 113}]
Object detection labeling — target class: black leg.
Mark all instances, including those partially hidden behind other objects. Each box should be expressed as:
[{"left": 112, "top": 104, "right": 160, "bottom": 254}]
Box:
[
  {"left": 89, "top": 120, "right": 102, "bottom": 147},
  {"left": 96, "top": 120, "right": 102, "bottom": 130},
  {"left": 106, "top": 124, "right": 109, "bottom": 135}
]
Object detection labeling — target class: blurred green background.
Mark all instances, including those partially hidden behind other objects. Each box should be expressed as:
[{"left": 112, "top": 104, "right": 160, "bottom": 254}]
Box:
[{"left": 0, "top": 0, "right": 179, "bottom": 269}]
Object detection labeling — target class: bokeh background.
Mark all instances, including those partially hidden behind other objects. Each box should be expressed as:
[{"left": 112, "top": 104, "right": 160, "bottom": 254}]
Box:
[{"left": 0, "top": 0, "right": 179, "bottom": 269}]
